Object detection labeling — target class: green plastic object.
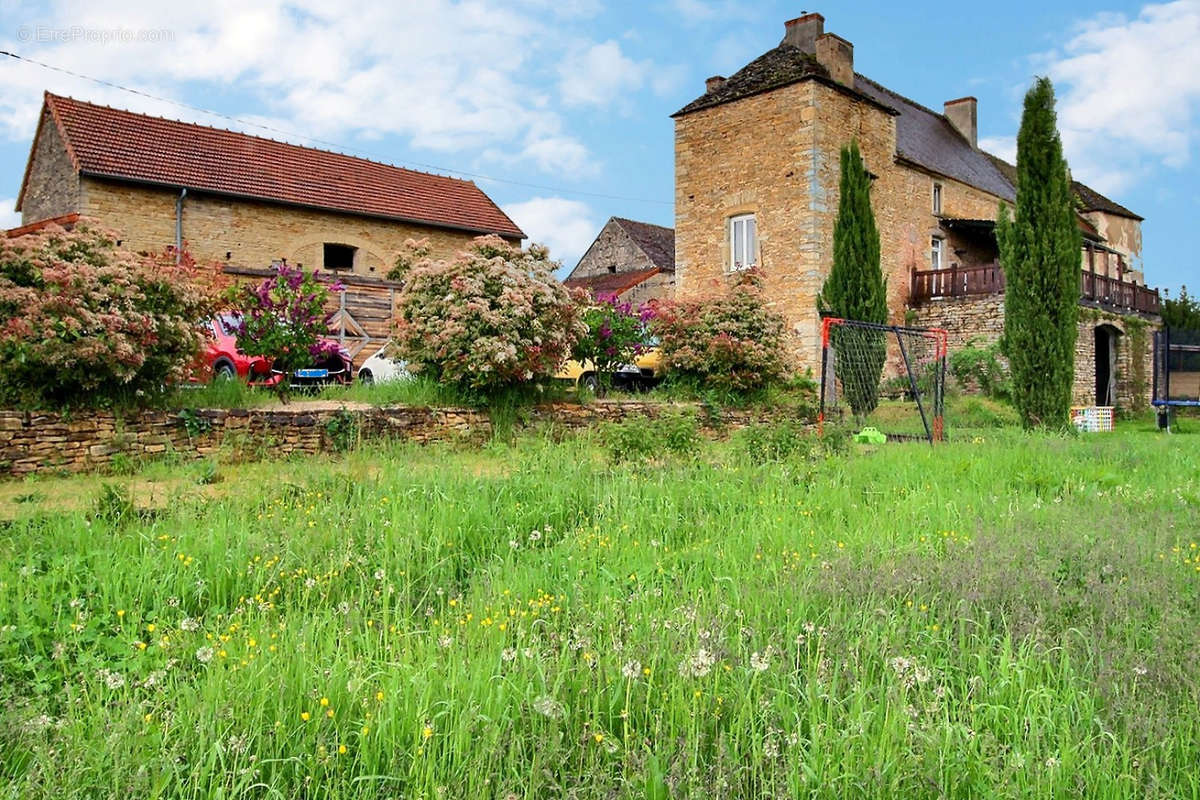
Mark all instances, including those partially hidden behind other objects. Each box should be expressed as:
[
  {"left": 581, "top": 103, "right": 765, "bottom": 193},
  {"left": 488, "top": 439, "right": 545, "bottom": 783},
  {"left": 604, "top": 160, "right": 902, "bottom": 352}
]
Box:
[{"left": 853, "top": 426, "right": 887, "bottom": 444}]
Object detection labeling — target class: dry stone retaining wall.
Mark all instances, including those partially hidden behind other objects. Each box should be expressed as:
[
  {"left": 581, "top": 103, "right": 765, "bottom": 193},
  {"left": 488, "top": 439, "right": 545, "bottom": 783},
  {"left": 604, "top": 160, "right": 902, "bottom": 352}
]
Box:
[{"left": 0, "top": 401, "right": 784, "bottom": 478}]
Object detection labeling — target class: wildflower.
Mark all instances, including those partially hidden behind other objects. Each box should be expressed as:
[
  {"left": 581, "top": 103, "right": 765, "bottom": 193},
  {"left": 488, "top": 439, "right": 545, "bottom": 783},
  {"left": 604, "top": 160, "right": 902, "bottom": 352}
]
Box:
[
  {"left": 147, "top": 624, "right": 156, "bottom": 633},
  {"left": 529, "top": 529, "right": 542, "bottom": 542},
  {"left": 180, "top": 617, "right": 200, "bottom": 632},
  {"left": 338, "top": 744, "right": 347, "bottom": 755},
  {"left": 195, "top": 646, "right": 214, "bottom": 664},
  {"left": 98, "top": 669, "right": 125, "bottom": 690},
  {"left": 374, "top": 569, "right": 386, "bottom": 581},
  {"left": 749, "top": 651, "right": 770, "bottom": 672},
  {"left": 501, "top": 648, "right": 517, "bottom": 662},
  {"left": 593, "top": 732, "right": 604, "bottom": 744},
  {"left": 301, "top": 712, "right": 311, "bottom": 722},
  {"left": 678, "top": 648, "right": 716, "bottom": 679},
  {"left": 621, "top": 660, "right": 641, "bottom": 680},
  {"left": 533, "top": 696, "right": 566, "bottom": 720},
  {"left": 422, "top": 725, "right": 434, "bottom": 739},
  {"left": 117, "top": 609, "right": 125, "bottom": 619},
  {"left": 320, "top": 697, "right": 329, "bottom": 707},
  {"left": 1045, "top": 757, "right": 1060, "bottom": 769},
  {"left": 375, "top": 691, "right": 385, "bottom": 701}
]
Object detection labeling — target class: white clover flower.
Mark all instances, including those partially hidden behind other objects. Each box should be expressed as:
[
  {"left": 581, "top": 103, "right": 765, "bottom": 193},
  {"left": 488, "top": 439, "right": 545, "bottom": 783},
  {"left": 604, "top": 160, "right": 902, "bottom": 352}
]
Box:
[{"left": 179, "top": 617, "right": 200, "bottom": 632}]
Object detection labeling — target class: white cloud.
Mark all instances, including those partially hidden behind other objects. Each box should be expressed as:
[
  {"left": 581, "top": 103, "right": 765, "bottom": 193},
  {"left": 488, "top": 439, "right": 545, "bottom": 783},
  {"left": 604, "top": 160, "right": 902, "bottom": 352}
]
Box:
[
  {"left": 501, "top": 196, "right": 598, "bottom": 270},
  {"left": 1040, "top": 0, "right": 1200, "bottom": 194},
  {"left": 0, "top": 0, "right": 679, "bottom": 177},
  {"left": 0, "top": 198, "right": 21, "bottom": 230},
  {"left": 559, "top": 40, "right": 648, "bottom": 108}
]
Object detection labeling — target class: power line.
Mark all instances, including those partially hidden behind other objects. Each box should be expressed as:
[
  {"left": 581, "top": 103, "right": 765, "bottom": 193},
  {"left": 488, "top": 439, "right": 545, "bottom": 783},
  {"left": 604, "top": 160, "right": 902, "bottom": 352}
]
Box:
[{"left": 0, "top": 48, "right": 672, "bottom": 206}]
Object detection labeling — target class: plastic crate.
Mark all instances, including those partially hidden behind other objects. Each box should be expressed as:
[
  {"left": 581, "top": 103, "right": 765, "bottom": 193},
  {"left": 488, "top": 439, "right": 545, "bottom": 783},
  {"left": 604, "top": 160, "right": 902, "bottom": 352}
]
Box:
[{"left": 1070, "top": 406, "right": 1114, "bottom": 432}]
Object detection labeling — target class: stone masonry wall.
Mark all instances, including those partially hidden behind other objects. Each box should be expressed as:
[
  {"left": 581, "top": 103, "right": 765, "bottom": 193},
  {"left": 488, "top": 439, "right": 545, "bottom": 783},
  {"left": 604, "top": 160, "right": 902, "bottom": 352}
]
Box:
[
  {"left": 76, "top": 178, "right": 504, "bottom": 277},
  {"left": 571, "top": 219, "right": 657, "bottom": 280},
  {"left": 909, "top": 294, "right": 1156, "bottom": 409},
  {"left": 675, "top": 78, "right": 1006, "bottom": 375},
  {"left": 0, "top": 401, "right": 785, "bottom": 478},
  {"left": 19, "top": 109, "right": 80, "bottom": 225}
]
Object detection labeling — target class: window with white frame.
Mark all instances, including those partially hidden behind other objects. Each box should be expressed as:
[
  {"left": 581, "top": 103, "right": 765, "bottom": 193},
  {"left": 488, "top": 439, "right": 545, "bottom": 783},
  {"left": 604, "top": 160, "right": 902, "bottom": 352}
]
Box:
[
  {"left": 930, "top": 236, "right": 943, "bottom": 270},
  {"left": 729, "top": 213, "right": 757, "bottom": 270},
  {"left": 932, "top": 182, "right": 943, "bottom": 214}
]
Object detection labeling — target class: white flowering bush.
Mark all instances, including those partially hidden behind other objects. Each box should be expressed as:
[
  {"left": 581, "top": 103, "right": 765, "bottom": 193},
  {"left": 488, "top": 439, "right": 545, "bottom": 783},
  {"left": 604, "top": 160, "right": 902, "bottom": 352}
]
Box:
[{"left": 393, "top": 236, "right": 583, "bottom": 399}]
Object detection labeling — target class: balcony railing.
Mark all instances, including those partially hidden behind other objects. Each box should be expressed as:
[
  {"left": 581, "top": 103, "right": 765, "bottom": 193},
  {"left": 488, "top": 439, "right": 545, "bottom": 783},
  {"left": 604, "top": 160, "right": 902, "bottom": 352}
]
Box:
[{"left": 910, "top": 262, "right": 1160, "bottom": 315}]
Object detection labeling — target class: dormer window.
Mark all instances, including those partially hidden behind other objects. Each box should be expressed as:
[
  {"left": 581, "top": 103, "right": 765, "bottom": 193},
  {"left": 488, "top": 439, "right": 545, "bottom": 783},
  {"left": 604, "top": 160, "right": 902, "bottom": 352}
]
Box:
[
  {"left": 729, "top": 213, "right": 757, "bottom": 271},
  {"left": 932, "top": 182, "right": 943, "bottom": 215}
]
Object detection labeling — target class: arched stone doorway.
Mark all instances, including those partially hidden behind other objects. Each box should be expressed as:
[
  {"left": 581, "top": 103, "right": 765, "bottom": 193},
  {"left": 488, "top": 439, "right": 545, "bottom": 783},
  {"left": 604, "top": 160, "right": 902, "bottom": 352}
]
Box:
[{"left": 1094, "top": 324, "right": 1121, "bottom": 406}]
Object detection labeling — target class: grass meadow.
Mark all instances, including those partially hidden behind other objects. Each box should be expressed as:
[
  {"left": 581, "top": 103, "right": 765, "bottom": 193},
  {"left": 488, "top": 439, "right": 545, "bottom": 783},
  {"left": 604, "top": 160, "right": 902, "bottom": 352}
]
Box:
[{"left": 0, "top": 420, "right": 1197, "bottom": 798}]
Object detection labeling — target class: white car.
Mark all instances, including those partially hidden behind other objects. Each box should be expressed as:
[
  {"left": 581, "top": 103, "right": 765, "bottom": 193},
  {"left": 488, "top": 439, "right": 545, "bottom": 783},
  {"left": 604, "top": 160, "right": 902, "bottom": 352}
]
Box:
[{"left": 356, "top": 344, "right": 412, "bottom": 384}]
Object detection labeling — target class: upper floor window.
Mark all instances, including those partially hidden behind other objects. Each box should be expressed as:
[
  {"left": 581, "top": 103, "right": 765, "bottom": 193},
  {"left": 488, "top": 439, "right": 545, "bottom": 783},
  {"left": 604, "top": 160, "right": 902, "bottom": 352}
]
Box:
[
  {"left": 930, "top": 236, "right": 943, "bottom": 270},
  {"left": 932, "top": 182, "right": 943, "bottom": 215},
  {"left": 324, "top": 243, "right": 356, "bottom": 271},
  {"left": 729, "top": 213, "right": 757, "bottom": 271}
]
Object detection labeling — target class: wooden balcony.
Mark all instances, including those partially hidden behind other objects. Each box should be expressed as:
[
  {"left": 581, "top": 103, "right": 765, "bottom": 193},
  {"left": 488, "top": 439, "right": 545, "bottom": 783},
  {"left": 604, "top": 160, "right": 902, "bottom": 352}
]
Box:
[{"left": 910, "top": 262, "right": 1160, "bottom": 315}]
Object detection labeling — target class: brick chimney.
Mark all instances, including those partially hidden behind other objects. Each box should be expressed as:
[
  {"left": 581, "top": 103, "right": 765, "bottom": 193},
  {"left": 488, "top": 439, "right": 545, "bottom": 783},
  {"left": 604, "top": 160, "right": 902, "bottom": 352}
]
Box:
[
  {"left": 706, "top": 75, "right": 726, "bottom": 93},
  {"left": 782, "top": 12, "right": 824, "bottom": 51},
  {"left": 944, "top": 97, "right": 978, "bottom": 148},
  {"left": 815, "top": 33, "right": 853, "bottom": 86}
]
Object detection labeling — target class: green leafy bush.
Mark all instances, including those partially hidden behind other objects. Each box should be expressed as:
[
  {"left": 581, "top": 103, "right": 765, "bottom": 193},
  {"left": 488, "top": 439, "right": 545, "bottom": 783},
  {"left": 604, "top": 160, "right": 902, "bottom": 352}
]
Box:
[
  {"left": 0, "top": 222, "right": 220, "bottom": 408},
  {"left": 570, "top": 295, "right": 651, "bottom": 389},
  {"left": 394, "top": 236, "right": 582, "bottom": 401},
  {"left": 652, "top": 271, "right": 787, "bottom": 394},
  {"left": 603, "top": 410, "right": 700, "bottom": 463},
  {"left": 949, "top": 338, "right": 1011, "bottom": 400}
]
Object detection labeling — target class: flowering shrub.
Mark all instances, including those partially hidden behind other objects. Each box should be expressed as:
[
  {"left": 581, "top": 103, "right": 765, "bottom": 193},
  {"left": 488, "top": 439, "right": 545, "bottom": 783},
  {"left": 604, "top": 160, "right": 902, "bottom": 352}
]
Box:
[
  {"left": 570, "top": 293, "right": 650, "bottom": 388},
  {"left": 652, "top": 270, "right": 788, "bottom": 393},
  {"left": 393, "top": 236, "right": 582, "bottom": 397},
  {"left": 0, "top": 222, "right": 221, "bottom": 408},
  {"left": 386, "top": 237, "right": 431, "bottom": 282},
  {"left": 225, "top": 264, "right": 344, "bottom": 394}
]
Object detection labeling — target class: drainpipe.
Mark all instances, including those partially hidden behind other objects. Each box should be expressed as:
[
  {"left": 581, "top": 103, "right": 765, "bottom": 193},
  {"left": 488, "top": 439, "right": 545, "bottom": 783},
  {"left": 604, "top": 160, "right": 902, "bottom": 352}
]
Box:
[{"left": 174, "top": 188, "right": 188, "bottom": 263}]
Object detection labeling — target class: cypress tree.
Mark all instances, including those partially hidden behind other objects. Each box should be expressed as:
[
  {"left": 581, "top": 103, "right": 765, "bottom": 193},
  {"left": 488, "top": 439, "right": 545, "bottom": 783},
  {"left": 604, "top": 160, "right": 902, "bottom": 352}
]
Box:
[
  {"left": 997, "top": 77, "right": 1082, "bottom": 428},
  {"left": 819, "top": 139, "right": 887, "bottom": 416}
]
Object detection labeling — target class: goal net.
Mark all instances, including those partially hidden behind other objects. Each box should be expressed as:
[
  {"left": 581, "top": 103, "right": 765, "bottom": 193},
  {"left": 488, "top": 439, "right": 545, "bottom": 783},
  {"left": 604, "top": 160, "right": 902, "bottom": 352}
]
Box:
[{"left": 819, "top": 318, "right": 948, "bottom": 444}]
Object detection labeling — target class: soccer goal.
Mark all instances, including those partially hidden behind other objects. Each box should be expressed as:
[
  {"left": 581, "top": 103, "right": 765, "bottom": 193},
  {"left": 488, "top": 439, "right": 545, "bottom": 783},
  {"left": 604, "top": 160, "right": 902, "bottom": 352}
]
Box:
[
  {"left": 819, "top": 318, "right": 948, "bottom": 444},
  {"left": 1152, "top": 327, "right": 1200, "bottom": 431}
]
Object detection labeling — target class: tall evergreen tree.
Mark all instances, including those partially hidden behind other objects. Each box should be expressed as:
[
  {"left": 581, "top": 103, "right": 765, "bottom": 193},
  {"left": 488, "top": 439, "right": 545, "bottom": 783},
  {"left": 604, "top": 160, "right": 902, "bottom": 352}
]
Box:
[
  {"left": 998, "top": 77, "right": 1082, "bottom": 428},
  {"left": 819, "top": 140, "right": 887, "bottom": 416}
]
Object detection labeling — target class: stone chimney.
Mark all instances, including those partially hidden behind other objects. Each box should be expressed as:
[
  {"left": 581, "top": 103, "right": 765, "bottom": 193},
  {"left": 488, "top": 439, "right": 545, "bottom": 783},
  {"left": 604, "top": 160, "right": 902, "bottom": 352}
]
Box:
[
  {"left": 815, "top": 33, "right": 853, "bottom": 86},
  {"left": 705, "top": 75, "right": 726, "bottom": 93},
  {"left": 944, "top": 97, "right": 978, "bottom": 148},
  {"left": 782, "top": 12, "right": 824, "bottom": 51}
]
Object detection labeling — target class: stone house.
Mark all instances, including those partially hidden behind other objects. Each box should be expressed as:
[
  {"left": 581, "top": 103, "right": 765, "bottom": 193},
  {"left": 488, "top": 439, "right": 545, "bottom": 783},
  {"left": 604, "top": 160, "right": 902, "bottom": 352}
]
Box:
[
  {"left": 15, "top": 92, "right": 524, "bottom": 276},
  {"left": 564, "top": 217, "right": 675, "bottom": 307},
  {"left": 672, "top": 13, "right": 1160, "bottom": 408}
]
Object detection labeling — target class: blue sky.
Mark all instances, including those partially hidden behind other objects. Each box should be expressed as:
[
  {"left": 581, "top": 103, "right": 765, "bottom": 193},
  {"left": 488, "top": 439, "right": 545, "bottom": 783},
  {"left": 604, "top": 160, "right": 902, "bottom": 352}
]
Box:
[{"left": 0, "top": 0, "right": 1196, "bottom": 295}]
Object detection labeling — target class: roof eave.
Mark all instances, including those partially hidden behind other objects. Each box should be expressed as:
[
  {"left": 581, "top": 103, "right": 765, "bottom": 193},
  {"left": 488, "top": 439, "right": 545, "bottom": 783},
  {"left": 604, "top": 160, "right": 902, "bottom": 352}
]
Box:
[{"left": 78, "top": 172, "right": 526, "bottom": 239}]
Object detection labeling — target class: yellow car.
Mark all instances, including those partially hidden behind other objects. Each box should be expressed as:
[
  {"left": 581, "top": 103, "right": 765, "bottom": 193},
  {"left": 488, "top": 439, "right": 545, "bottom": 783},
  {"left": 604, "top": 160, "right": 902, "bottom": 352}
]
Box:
[{"left": 555, "top": 347, "right": 664, "bottom": 392}]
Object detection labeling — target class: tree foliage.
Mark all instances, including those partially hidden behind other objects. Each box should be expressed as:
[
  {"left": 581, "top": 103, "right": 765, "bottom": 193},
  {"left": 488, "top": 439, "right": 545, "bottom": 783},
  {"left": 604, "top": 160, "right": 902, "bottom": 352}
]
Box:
[
  {"left": 393, "top": 236, "right": 582, "bottom": 399},
  {"left": 997, "top": 77, "right": 1082, "bottom": 428},
  {"left": 0, "top": 221, "right": 221, "bottom": 408},
  {"left": 1161, "top": 286, "right": 1200, "bottom": 332},
  {"left": 818, "top": 140, "right": 887, "bottom": 416}
]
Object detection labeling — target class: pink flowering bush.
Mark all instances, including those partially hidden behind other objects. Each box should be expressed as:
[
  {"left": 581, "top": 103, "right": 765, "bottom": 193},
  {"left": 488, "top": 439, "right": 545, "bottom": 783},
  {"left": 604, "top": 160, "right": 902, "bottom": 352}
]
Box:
[
  {"left": 394, "top": 236, "right": 582, "bottom": 398},
  {"left": 652, "top": 270, "right": 788, "bottom": 393},
  {"left": 0, "top": 222, "right": 221, "bottom": 408}
]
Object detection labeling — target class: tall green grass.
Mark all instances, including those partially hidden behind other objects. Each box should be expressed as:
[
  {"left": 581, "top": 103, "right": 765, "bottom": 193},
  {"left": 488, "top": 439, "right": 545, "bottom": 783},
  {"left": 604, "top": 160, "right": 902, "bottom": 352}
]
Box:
[{"left": 0, "top": 428, "right": 1196, "bottom": 798}]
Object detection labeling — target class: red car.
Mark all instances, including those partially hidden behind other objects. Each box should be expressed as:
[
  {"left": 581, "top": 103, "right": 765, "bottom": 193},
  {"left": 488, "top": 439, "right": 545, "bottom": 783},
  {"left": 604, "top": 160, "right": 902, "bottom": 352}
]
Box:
[{"left": 195, "top": 314, "right": 352, "bottom": 389}]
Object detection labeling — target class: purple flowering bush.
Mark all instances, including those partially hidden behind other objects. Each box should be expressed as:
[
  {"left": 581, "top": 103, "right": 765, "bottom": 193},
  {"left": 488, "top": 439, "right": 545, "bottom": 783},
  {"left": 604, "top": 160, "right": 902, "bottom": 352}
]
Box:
[
  {"left": 394, "top": 236, "right": 582, "bottom": 398},
  {"left": 226, "top": 264, "right": 344, "bottom": 395},
  {"left": 570, "top": 293, "right": 650, "bottom": 389},
  {"left": 652, "top": 270, "right": 788, "bottom": 394},
  {"left": 0, "top": 222, "right": 220, "bottom": 408}
]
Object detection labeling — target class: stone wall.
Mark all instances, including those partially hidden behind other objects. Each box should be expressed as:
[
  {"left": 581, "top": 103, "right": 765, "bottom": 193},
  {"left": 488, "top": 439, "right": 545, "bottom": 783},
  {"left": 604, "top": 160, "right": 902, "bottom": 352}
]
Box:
[
  {"left": 909, "top": 293, "right": 1156, "bottom": 409},
  {"left": 19, "top": 109, "right": 80, "bottom": 225},
  {"left": 77, "top": 179, "right": 498, "bottom": 277},
  {"left": 571, "top": 219, "right": 658, "bottom": 280},
  {"left": 0, "top": 401, "right": 785, "bottom": 478}
]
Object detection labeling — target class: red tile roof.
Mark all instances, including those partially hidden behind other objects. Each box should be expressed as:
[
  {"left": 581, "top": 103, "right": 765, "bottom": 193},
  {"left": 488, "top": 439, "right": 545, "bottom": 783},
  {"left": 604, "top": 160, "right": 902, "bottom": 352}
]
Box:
[
  {"left": 19, "top": 93, "right": 524, "bottom": 238},
  {"left": 564, "top": 267, "right": 662, "bottom": 298}
]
